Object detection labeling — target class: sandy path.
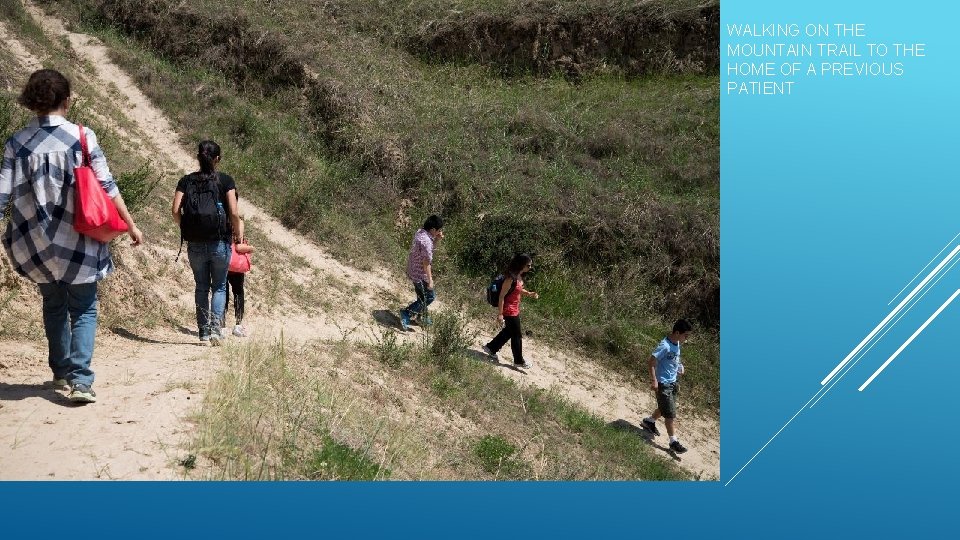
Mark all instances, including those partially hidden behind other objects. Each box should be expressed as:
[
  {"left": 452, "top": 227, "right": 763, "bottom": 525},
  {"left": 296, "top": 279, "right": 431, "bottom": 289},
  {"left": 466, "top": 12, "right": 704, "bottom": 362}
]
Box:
[
  {"left": 0, "top": 335, "right": 212, "bottom": 479},
  {"left": 0, "top": 19, "right": 43, "bottom": 73},
  {"left": 0, "top": 2, "right": 719, "bottom": 480}
]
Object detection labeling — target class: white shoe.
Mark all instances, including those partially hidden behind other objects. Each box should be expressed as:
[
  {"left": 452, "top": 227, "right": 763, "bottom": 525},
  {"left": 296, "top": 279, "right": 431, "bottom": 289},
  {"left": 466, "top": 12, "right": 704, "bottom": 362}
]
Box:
[{"left": 233, "top": 324, "right": 247, "bottom": 337}]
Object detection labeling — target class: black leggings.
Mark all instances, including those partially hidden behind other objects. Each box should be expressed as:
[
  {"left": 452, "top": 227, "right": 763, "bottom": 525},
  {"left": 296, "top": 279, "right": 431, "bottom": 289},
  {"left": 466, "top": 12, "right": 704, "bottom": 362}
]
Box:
[
  {"left": 486, "top": 315, "right": 523, "bottom": 364},
  {"left": 224, "top": 272, "right": 245, "bottom": 325}
]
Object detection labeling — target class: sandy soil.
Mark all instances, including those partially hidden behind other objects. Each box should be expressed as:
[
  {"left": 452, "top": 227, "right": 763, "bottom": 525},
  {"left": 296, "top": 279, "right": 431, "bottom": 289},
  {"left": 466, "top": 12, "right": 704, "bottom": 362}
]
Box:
[{"left": 0, "top": 2, "right": 719, "bottom": 480}]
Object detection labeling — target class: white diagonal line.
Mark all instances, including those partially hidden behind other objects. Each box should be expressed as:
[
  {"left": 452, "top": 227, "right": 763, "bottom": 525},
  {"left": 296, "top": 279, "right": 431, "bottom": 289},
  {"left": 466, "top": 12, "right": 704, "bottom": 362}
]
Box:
[
  {"left": 859, "top": 289, "right": 960, "bottom": 391},
  {"left": 731, "top": 243, "right": 960, "bottom": 486},
  {"left": 724, "top": 387, "right": 827, "bottom": 487},
  {"left": 812, "top": 290, "right": 921, "bottom": 408},
  {"left": 887, "top": 231, "right": 960, "bottom": 305},
  {"left": 811, "top": 254, "right": 960, "bottom": 408},
  {"left": 821, "top": 244, "right": 960, "bottom": 386}
]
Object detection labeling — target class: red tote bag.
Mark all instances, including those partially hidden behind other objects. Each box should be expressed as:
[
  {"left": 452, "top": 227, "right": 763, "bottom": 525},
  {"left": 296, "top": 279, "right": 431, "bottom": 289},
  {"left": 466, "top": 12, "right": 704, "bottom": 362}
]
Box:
[
  {"left": 73, "top": 124, "right": 128, "bottom": 242},
  {"left": 229, "top": 243, "right": 252, "bottom": 274}
]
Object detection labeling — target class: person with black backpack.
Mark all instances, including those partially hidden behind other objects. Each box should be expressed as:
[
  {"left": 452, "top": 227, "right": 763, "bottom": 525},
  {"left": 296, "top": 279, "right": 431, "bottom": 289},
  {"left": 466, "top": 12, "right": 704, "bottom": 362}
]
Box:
[
  {"left": 171, "top": 140, "right": 242, "bottom": 345},
  {"left": 481, "top": 253, "right": 539, "bottom": 370}
]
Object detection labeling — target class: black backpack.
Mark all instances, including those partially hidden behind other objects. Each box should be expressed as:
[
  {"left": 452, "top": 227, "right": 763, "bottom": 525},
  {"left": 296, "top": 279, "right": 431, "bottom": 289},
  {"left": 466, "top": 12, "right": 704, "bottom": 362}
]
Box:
[
  {"left": 179, "top": 173, "right": 226, "bottom": 242},
  {"left": 486, "top": 273, "right": 517, "bottom": 307}
]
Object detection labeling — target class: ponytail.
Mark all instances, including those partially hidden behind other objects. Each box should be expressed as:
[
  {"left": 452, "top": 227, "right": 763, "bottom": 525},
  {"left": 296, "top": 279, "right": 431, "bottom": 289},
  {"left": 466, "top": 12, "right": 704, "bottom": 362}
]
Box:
[{"left": 197, "top": 140, "right": 222, "bottom": 186}]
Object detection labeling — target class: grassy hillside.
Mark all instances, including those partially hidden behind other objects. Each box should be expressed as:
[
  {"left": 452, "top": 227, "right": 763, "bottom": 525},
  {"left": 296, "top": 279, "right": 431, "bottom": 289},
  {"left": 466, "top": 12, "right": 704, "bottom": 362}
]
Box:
[
  {"left": 322, "top": 0, "right": 719, "bottom": 76},
  {"left": 193, "top": 314, "right": 689, "bottom": 480},
  {"left": 35, "top": 0, "right": 720, "bottom": 414},
  {"left": 0, "top": 0, "right": 714, "bottom": 479}
]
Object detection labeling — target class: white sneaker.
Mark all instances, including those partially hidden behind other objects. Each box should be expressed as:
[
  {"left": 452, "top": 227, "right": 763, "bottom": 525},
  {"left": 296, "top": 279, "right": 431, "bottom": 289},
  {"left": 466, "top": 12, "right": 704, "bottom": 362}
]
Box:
[
  {"left": 209, "top": 331, "right": 223, "bottom": 346},
  {"left": 232, "top": 324, "right": 247, "bottom": 337}
]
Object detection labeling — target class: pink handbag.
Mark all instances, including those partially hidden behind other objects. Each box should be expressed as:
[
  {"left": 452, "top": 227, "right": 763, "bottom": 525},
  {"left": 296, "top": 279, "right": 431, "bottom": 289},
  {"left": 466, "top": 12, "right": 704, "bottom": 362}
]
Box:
[
  {"left": 229, "top": 243, "right": 252, "bottom": 273},
  {"left": 73, "top": 124, "right": 128, "bottom": 242}
]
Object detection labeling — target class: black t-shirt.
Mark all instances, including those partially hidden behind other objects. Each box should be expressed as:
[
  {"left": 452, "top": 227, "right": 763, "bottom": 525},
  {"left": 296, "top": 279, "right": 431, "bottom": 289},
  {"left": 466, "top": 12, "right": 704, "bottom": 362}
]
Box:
[
  {"left": 176, "top": 171, "right": 236, "bottom": 201},
  {"left": 176, "top": 171, "right": 237, "bottom": 238}
]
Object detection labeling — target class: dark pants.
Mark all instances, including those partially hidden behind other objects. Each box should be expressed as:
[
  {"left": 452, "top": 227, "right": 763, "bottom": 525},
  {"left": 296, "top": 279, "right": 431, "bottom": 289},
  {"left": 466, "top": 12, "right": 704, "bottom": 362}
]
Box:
[
  {"left": 405, "top": 280, "right": 435, "bottom": 316},
  {"left": 224, "top": 271, "right": 245, "bottom": 325},
  {"left": 656, "top": 381, "right": 679, "bottom": 419},
  {"left": 486, "top": 315, "right": 523, "bottom": 364}
]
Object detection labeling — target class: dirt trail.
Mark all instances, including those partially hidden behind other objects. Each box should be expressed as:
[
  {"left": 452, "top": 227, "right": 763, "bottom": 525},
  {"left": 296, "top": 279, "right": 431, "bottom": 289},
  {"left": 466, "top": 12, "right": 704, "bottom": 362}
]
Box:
[
  {"left": 0, "top": 3, "right": 719, "bottom": 480},
  {"left": 0, "top": 20, "right": 42, "bottom": 73}
]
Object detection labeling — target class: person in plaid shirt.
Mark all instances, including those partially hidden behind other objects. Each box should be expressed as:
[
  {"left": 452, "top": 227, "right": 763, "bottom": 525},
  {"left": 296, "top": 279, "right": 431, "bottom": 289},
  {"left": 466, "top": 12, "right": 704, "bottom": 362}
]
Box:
[
  {"left": 0, "top": 69, "right": 143, "bottom": 403},
  {"left": 399, "top": 215, "right": 443, "bottom": 331}
]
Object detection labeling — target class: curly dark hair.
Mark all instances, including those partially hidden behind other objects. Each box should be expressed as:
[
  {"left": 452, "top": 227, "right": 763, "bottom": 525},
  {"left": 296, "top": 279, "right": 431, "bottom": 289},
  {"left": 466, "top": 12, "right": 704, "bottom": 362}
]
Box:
[{"left": 18, "top": 69, "right": 71, "bottom": 113}]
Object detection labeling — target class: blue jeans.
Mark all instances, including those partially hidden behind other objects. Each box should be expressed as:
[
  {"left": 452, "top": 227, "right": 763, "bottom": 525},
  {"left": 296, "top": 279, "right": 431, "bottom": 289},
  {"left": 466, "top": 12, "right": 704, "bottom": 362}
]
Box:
[
  {"left": 38, "top": 281, "right": 98, "bottom": 387},
  {"left": 187, "top": 240, "right": 232, "bottom": 338},
  {"left": 405, "top": 280, "right": 435, "bottom": 316}
]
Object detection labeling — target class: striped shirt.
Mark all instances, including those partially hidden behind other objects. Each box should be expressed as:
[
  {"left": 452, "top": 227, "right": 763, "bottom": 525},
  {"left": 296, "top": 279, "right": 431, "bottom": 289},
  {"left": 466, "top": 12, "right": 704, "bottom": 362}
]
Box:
[
  {"left": 0, "top": 115, "right": 119, "bottom": 284},
  {"left": 405, "top": 228, "right": 434, "bottom": 282}
]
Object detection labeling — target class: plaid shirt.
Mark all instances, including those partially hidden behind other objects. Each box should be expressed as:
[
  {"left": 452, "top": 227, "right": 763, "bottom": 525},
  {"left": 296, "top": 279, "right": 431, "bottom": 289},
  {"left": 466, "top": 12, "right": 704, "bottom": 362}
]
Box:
[
  {"left": 0, "top": 115, "right": 119, "bottom": 284},
  {"left": 405, "top": 228, "right": 434, "bottom": 282}
]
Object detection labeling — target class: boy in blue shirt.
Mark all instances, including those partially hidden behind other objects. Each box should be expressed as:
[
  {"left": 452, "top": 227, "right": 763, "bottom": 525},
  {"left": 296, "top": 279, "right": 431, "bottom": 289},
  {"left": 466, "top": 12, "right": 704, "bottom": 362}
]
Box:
[{"left": 641, "top": 319, "right": 693, "bottom": 454}]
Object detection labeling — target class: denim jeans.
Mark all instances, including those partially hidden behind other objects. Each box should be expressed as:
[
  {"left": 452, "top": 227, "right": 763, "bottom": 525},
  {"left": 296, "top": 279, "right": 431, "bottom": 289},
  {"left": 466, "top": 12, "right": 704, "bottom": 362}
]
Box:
[
  {"left": 38, "top": 281, "right": 98, "bottom": 386},
  {"left": 187, "top": 240, "right": 232, "bottom": 338},
  {"left": 405, "top": 280, "right": 435, "bottom": 316}
]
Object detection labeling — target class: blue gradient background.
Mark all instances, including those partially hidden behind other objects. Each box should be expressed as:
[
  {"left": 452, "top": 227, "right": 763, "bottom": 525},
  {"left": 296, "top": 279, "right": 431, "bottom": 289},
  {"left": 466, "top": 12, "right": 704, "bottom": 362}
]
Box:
[{"left": 3, "top": 1, "right": 957, "bottom": 537}]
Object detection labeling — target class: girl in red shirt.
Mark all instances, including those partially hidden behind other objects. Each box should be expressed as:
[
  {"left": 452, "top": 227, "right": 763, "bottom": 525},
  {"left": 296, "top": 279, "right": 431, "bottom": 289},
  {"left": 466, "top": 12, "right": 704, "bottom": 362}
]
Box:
[{"left": 482, "top": 254, "right": 539, "bottom": 369}]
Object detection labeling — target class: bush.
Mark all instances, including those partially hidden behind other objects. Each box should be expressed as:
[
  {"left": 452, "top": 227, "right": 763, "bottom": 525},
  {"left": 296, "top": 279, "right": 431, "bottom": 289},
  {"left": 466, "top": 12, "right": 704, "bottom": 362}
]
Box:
[
  {"left": 453, "top": 214, "right": 548, "bottom": 276},
  {"left": 115, "top": 162, "right": 160, "bottom": 211},
  {"left": 473, "top": 434, "right": 525, "bottom": 478},
  {"left": 373, "top": 328, "right": 412, "bottom": 368},
  {"left": 307, "top": 435, "right": 388, "bottom": 480},
  {"left": 424, "top": 311, "right": 472, "bottom": 374}
]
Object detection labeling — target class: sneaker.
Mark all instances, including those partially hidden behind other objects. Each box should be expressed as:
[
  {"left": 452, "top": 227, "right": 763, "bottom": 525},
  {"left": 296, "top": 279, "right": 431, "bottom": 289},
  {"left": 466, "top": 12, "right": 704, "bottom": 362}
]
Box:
[
  {"left": 48, "top": 378, "right": 70, "bottom": 391},
  {"left": 669, "top": 440, "right": 688, "bottom": 454},
  {"left": 399, "top": 309, "right": 411, "bottom": 331},
  {"left": 68, "top": 384, "right": 97, "bottom": 404},
  {"left": 481, "top": 345, "right": 499, "bottom": 361},
  {"left": 641, "top": 418, "right": 661, "bottom": 436},
  {"left": 199, "top": 335, "right": 211, "bottom": 346},
  {"left": 209, "top": 331, "right": 223, "bottom": 346},
  {"left": 513, "top": 359, "right": 532, "bottom": 370},
  {"left": 232, "top": 324, "right": 247, "bottom": 337}
]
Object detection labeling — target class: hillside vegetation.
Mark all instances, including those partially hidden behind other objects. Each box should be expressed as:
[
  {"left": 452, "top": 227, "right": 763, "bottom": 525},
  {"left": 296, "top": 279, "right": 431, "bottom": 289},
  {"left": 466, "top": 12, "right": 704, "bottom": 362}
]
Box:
[{"left": 30, "top": 0, "right": 719, "bottom": 413}]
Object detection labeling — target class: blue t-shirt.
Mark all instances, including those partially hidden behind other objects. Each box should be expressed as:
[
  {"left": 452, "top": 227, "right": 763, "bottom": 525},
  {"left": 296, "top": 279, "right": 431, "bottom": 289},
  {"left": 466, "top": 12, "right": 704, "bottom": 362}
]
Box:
[{"left": 652, "top": 337, "right": 683, "bottom": 384}]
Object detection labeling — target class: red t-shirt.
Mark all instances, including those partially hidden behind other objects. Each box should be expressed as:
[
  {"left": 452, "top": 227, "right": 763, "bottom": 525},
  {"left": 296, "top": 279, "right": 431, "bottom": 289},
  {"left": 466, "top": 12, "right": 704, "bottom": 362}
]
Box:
[{"left": 502, "top": 275, "right": 523, "bottom": 317}]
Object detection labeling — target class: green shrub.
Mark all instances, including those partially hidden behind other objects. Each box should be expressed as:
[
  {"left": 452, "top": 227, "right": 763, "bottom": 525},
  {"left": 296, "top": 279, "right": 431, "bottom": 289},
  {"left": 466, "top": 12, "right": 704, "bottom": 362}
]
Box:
[
  {"left": 473, "top": 434, "right": 525, "bottom": 478},
  {"left": 429, "top": 372, "right": 459, "bottom": 399},
  {"left": 373, "top": 328, "right": 412, "bottom": 368},
  {"left": 453, "top": 213, "right": 548, "bottom": 276},
  {"left": 424, "top": 311, "right": 472, "bottom": 374},
  {"left": 115, "top": 162, "right": 160, "bottom": 211},
  {"left": 308, "top": 435, "right": 388, "bottom": 480},
  {"left": 560, "top": 405, "right": 599, "bottom": 433}
]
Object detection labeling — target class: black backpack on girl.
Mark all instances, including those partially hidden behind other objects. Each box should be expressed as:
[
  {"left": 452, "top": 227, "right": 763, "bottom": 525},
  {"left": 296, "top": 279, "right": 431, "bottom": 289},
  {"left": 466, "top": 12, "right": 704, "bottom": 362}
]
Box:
[
  {"left": 179, "top": 173, "right": 226, "bottom": 242},
  {"left": 486, "top": 273, "right": 517, "bottom": 307}
]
